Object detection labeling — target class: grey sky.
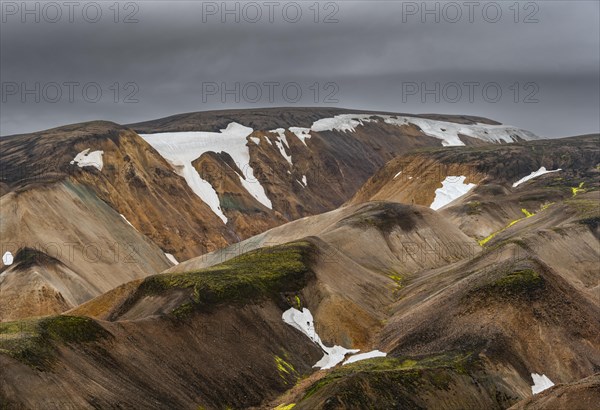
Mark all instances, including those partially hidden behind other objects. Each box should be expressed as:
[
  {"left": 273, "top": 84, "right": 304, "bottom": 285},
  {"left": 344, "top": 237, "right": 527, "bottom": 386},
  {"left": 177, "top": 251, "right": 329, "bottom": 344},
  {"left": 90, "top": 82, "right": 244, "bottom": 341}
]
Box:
[{"left": 1, "top": 0, "right": 598, "bottom": 137}]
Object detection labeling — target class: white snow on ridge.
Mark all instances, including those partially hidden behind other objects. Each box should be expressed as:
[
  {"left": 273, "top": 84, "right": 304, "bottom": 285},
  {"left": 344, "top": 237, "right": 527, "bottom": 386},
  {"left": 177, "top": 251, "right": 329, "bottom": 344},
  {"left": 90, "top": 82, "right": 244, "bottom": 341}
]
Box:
[
  {"left": 304, "top": 113, "right": 536, "bottom": 146},
  {"left": 270, "top": 129, "right": 293, "bottom": 166},
  {"left": 70, "top": 148, "right": 104, "bottom": 171},
  {"left": 512, "top": 167, "right": 562, "bottom": 188},
  {"left": 383, "top": 116, "right": 537, "bottom": 146},
  {"left": 383, "top": 117, "right": 463, "bottom": 146},
  {"left": 430, "top": 176, "right": 476, "bottom": 210},
  {"left": 289, "top": 127, "right": 311, "bottom": 145},
  {"left": 164, "top": 253, "right": 179, "bottom": 265},
  {"left": 343, "top": 350, "right": 387, "bottom": 365},
  {"left": 140, "top": 123, "right": 273, "bottom": 223},
  {"left": 2, "top": 251, "right": 13, "bottom": 266},
  {"left": 531, "top": 373, "right": 555, "bottom": 394},
  {"left": 311, "top": 114, "right": 376, "bottom": 133}
]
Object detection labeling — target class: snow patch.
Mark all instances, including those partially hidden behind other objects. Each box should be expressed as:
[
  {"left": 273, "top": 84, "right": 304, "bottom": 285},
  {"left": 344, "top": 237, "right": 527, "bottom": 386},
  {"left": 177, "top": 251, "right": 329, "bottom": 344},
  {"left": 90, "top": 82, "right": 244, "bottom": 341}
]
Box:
[
  {"left": 394, "top": 171, "right": 402, "bottom": 179},
  {"left": 315, "top": 345, "right": 360, "bottom": 370},
  {"left": 289, "top": 127, "right": 312, "bottom": 145},
  {"left": 531, "top": 373, "right": 555, "bottom": 394},
  {"left": 305, "top": 113, "right": 535, "bottom": 146},
  {"left": 302, "top": 175, "right": 307, "bottom": 186},
  {"left": 2, "top": 251, "right": 13, "bottom": 266},
  {"left": 430, "top": 176, "right": 476, "bottom": 210},
  {"left": 382, "top": 116, "right": 536, "bottom": 146},
  {"left": 283, "top": 307, "right": 360, "bottom": 369},
  {"left": 512, "top": 167, "right": 562, "bottom": 188},
  {"left": 311, "top": 114, "right": 375, "bottom": 133},
  {"left": 343, "top": 350, "right": 387, "bottom": 365},
  {"left": 70, "top": 148, "right": 104, "bottom": 171},
  {"left": 179, "top": 158, "right": 228, "bottom": 223},
  {"left": 249, "top": 136, "right": 261, "bottom": 145},
  {"left": 164, "top": 253, "right": 179, "bottom": 265},
  {"left": 140, "top": 123, "right": 273, "bottom": 222},
  {"left": 270, "top": 129, "right": 293, "bottom": 166},
  {"left": 282, "top": 307, "right": 320, "bottom": 344}
]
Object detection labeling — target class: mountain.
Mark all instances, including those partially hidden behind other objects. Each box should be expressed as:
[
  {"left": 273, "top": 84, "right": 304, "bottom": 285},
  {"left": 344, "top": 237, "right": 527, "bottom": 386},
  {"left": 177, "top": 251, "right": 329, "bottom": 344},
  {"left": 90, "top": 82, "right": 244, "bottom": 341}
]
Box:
[
  {"left": 349, "top": 134, "right": 599, "bottom": 242},
  {"left": 0, "top": 108, "right": 536, "bottom": 321},
  {"left": 1, "top": 130, "right": 598, "bottom": 409}
]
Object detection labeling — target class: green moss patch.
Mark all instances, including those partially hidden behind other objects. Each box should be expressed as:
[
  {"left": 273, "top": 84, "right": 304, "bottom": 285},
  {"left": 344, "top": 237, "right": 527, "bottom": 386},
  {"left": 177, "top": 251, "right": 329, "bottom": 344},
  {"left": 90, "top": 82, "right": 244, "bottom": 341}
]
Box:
[
  {"left": 571, "top": 182, "right": 586, "bottom": 197},
  {"left": 129, "top": 241, "right": 316, "bottom": 317},
  {"left": 388, "top": 272, "right": 405, "bottom": 288},
  {"left": 478, "top": 208, "right": 536, "bottom": 247},
  {"left": 483, "top": 269, "right": 544, "bottom": 297},
  {"left": 301, "top": 352, "right": 475, "bottom": 402},
  {"left": 0, "top": 315, "right": 111, "bottom": 370},
  {"left": 275, "top": 354, "right": 299, "bottom": 384}
]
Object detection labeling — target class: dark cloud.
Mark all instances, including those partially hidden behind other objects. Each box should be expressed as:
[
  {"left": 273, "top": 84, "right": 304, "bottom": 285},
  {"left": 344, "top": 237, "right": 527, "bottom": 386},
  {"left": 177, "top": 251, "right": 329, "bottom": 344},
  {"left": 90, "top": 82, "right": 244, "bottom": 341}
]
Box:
[{"left": 1, "top": 0, "right": 598, "bottom": 137}]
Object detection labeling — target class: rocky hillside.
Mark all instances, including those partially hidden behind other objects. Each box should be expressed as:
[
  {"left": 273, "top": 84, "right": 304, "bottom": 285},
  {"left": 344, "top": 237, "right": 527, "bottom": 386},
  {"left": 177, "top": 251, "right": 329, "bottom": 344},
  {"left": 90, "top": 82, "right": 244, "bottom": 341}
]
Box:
[
  {"left": 350, "top": 134, "right": 599, "bottom": 242},
  {"left": 131, "top": 108, "right": 537, "bottom": 240},
  {"left": 0, "top": 108, "right": 536, "bottom": 321},
  {"left": 1, "top": 134, "right": 598, "bottom": 409}
]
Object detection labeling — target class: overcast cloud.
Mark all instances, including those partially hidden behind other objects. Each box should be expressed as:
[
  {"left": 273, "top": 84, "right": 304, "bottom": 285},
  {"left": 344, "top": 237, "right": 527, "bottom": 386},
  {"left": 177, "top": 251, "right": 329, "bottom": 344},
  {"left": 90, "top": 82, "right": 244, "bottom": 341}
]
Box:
[{"left": 1, "top": 0, "right": 598, "bottom": 137}]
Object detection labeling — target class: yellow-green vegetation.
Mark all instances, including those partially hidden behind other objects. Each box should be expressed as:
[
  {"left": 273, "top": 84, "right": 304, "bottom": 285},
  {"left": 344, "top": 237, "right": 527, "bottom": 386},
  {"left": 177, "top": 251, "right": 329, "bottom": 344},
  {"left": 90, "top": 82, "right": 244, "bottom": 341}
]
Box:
[
  {"left": 387, "top": 270, "right": 405, "bottom": 288},
  {"left": 275, "top": 355, "right": 298, "bottom": 384},
  {"left": 131, "top": 241, "right": 316, "bottom": 317},
  {"left": 478, "top": 208, "right": 535, "bottom": 246},
  {"left": 171, "top": 302, "right": 195, "bottom": 320},
  {"left": 0, "top": 315, "right": 111, "bottom": 370},
  {"left": 301, "top": 352, "right": 474, "bottom": 401},
  {"left": 571, "top": 182, "right": 585, "bottom": 196},
  {"left": 284, "top": 294, "right": 303, "bottom": 309},
  {"left": 274, "top": 404, "right": 296, "bottom": 410},
  {"left": 521, "top": 208, "right": 534, "bottom": 218}
]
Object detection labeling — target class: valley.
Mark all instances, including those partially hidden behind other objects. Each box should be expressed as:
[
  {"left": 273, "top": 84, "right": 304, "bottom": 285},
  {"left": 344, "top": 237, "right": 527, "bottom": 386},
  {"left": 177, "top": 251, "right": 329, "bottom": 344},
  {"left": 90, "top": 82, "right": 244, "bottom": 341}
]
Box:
[{"left": 0, "top": 109, "right": 598, "bottom": 409}]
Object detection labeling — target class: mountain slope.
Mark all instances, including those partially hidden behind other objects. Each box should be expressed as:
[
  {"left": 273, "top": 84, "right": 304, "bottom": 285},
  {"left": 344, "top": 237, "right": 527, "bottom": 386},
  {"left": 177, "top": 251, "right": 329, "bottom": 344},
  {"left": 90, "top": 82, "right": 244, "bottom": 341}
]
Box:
[
  {"left": 350, "top": 134, "right": 599, "bottom": 241},
  {"left": 2, "top": 165, "right": 598, "bottom": 409},
  {"left": 0, "top": 202, "right": 483, "bottom": 409},
  {"left": 1, "top": 108, "right": 536, "bottom": 321}
]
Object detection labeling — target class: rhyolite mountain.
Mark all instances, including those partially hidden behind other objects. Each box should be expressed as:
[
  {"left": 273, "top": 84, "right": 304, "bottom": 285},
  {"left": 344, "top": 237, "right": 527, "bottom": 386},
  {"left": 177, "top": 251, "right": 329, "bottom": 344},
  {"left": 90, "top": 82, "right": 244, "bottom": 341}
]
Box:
[
  {"left": 0, "top": 107, "right": 536, "bottom": 321},
  {"left": 0, "top": 133, "right": 598, "bottom": 409},
  {"left": 1, "top": 108, "right": 598, "bottom": 410}
]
